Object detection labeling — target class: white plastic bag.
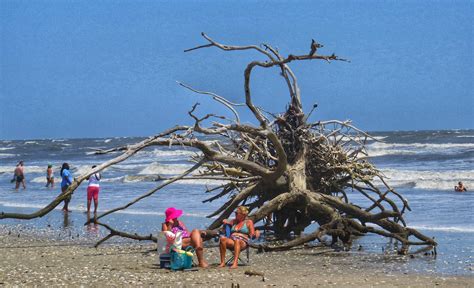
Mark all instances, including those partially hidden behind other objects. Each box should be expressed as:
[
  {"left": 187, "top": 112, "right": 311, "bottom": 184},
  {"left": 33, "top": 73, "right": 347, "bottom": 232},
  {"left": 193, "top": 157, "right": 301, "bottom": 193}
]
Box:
[
  {"left": 157, "top": 232, "right": 168, "bottom": 256},
  {"left": 172, "top": 231, "right": 183, "bottom": 250}
]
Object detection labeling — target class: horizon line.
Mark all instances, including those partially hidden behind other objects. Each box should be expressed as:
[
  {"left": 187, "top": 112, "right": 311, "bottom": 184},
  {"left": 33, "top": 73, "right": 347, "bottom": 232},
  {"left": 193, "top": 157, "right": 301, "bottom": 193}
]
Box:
[{"left": 1, "top": 128, "right": 473, "bottom": 141}]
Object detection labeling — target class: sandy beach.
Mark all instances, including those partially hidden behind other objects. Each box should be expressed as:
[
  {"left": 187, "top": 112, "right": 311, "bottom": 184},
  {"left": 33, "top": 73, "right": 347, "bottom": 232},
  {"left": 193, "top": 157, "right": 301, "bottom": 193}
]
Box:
[{"left": 1, "top": 233, "right": 472, "bottom": 287}]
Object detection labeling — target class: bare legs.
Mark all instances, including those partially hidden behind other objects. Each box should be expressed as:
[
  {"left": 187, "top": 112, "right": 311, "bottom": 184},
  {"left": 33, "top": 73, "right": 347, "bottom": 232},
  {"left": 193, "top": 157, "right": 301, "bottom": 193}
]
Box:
[
  {"left": 218, "top": 237, "right": 231, "bottom": 267},
  {"left": 15, "top": 179, "right": 26, "bottom": 190},
  {"left": 46, "top": 178, "right": 54, "bottom": 188},
  {"left": 62, "top": 186, "right": 70, "bottom": 212},
  {"left": 62, "top": 198, "right": 70, "bottom": 212},
  {"left": 86, "top": 198, "right": 98, "bottom": 214},
  {"left": 182, "top": 229, "right": 208, "bottom": 268},
  {"left": 94, "top": 199, "right": 98, "bottom": 213},
  {"left": 219, "top": 237, "right": 247, "bottom": 269},
  {"left": 86, "top": 193, "right": 99, "bottom": 230}
]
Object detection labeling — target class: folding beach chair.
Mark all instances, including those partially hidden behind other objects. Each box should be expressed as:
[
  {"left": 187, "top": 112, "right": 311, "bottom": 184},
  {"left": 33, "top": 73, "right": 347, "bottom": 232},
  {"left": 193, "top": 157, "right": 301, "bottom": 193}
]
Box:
[
  {"left": 225, "top": 244, "right": 251, "bottom": 266},
  {"left": 224, "top": 229, "right": 262, "bottom": 266}
]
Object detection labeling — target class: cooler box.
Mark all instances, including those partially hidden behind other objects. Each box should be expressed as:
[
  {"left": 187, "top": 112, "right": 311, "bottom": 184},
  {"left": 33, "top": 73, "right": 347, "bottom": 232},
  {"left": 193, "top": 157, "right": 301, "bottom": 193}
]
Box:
[{"left": 159, "top": 253, "right": 171, "bottom": 269}]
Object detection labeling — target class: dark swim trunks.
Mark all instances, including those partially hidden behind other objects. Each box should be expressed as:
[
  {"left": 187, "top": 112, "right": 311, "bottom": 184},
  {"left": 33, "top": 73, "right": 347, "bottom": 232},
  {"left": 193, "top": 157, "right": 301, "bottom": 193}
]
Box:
[{"left": 16, "top": 175, "right": 24, "bottom": 183}]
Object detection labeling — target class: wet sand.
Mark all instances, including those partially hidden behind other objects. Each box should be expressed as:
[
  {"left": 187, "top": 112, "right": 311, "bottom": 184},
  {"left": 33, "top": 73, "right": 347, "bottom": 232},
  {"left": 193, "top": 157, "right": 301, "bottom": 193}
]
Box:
[{"left": 1, "top": 234, "right": 472, "bottom": 287}]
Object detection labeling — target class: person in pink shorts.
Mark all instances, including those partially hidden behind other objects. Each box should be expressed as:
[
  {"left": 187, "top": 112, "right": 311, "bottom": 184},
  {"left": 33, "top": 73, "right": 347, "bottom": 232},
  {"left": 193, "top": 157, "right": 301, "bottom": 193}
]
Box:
[{"left": 86, "top": 165, "right": 101, "bottom": 215}]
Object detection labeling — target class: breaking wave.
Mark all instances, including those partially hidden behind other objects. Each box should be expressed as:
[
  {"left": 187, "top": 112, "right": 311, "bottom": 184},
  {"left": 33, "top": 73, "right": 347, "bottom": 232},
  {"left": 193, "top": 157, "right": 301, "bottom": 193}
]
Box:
[
  {"left": 409, "top": 225, "right": 474, "bottom": 233},
  {"left": 376, "top": 169, "right": 473, "bottom": 190},
  {"left": 0, "top": 153, "right": 16, "bottom": 159},
  {"left": 0, "top": 147, "right": 15, "bottom": 151},
  {"left": 366, "top": 142, "right": 474, "bottom": 157},
  {"left": 0, "top": 165, "right": 45, "bottom": 174},
  {"left": 138, "top": 149, "right": 200, "bottom": 160},
  {"left": 138, "top": 162, "right": 191, "bottom": 175}
]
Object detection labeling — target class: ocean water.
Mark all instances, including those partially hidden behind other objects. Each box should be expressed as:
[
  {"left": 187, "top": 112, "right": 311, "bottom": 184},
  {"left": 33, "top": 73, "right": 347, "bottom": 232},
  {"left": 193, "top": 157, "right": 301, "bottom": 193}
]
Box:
[{"left": 0, "top": 130, "right": 473, "bottom": 275}]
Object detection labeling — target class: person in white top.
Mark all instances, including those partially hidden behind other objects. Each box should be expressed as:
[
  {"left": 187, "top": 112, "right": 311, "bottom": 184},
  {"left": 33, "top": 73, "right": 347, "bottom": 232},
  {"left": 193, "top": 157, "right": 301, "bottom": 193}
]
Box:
[{"left": 86, "top": 165, "right": 101, "bottom": 215}]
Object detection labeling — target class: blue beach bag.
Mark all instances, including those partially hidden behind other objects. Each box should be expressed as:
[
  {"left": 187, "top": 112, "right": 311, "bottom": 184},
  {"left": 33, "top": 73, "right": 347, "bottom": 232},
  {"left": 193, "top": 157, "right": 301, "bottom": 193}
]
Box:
[{"left": 170, "top": 246, "right": 194, "bottom": 271}]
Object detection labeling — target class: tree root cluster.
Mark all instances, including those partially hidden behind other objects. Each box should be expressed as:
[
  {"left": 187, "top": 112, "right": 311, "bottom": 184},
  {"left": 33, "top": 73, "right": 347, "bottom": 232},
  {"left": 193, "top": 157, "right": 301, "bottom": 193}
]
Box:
[{"left": 0, "top": 33, "right": 436, "bottom": 255}]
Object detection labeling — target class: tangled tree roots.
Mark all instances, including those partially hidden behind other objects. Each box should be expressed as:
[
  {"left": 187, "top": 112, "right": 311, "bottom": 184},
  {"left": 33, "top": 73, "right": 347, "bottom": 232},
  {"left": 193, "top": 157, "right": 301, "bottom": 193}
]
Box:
[{"left": 0, "top": 33, "right": 436, "bottom": 254}]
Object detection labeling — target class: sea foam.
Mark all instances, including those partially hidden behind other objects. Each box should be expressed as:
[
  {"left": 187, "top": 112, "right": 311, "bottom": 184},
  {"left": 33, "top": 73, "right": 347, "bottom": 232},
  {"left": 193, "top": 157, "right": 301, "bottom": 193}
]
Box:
[
  {"left": 0, "top": 147, "right": 15, "bottom": 151},
  {"left": 142, "top": 148, "right": 200, "bottom": 160},
  {"left": 0, "top": 153, "right": 16, "bottom": 159},
  {"left": 409, "top": 225, "right": 474, "bottom": 233},
  {"left": 366, "top": 142, "right": 474, "bottom": 157},
  {"left": 138, "top": 162, "right": 192, "bottom": 175},
  {"left": 0, "top": 165, "right": 45, "bottom": 174},
  {"left": 377, "top": 169, "right": 473, "bottom": 190}
]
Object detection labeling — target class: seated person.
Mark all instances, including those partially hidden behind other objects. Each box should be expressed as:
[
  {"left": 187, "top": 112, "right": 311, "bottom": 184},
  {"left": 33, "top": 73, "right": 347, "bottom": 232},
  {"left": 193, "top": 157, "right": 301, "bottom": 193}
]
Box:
[
  {"left": 219, "top": 206, "right": 258, "bottom": 269},
  {"left": 455, "top": 181, "right": 467, "bottom": 192},
  {"left": 161, "top": 207, "right": 208, "bottom": 268}
]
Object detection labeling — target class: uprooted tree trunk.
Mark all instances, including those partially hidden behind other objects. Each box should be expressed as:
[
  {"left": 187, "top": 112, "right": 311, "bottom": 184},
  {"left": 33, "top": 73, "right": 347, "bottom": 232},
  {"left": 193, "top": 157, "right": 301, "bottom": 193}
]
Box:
[{"left": 0, "top": 33, "right": 436, "bottom": 254}]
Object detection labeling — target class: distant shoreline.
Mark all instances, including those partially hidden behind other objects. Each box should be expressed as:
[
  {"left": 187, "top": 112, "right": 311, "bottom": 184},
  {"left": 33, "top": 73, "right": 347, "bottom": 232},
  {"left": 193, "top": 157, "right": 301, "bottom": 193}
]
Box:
[{"left": 1, "top": 128, "right": 473, "bottom": 141}]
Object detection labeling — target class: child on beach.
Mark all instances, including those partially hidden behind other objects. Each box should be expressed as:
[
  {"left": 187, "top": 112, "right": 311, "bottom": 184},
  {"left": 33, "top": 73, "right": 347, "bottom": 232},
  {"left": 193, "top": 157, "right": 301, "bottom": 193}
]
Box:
[
  {"left": 161, "top": 207, "right": 208, "bottom": 268},
  {"left": 46, "top": 164, "right": 54, "bottom": 188},
  {"left": 60, "top": 163, "right": 73, "bottom": 212},
  {"left": 13, "top": 161, "right": 26, "bottom": 190},
  {"left": 86, "top": 165, "right": 101, "bottom": 215}
]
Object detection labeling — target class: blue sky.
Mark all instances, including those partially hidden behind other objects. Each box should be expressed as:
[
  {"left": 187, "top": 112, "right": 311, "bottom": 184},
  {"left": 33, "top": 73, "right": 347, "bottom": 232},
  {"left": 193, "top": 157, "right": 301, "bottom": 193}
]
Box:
[{"left": 1, "top": 0, "right": 472, "bottom": 140}]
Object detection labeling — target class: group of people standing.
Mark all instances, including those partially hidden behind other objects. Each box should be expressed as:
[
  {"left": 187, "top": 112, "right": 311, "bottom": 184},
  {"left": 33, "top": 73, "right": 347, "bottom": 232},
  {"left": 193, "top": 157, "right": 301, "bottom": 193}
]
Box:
[
  {"left": 58, "top": 163, "right": 101, "bottom": 215},
  {"left": 12, "top": 161, "right": 101, "bottom": 215}
]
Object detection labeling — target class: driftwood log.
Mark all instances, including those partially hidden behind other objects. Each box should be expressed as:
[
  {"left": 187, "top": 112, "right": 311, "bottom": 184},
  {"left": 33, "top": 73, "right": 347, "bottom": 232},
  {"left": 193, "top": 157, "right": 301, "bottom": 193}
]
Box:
[{"left": 0, "top": 33, "right": 436, "bottom": 254}]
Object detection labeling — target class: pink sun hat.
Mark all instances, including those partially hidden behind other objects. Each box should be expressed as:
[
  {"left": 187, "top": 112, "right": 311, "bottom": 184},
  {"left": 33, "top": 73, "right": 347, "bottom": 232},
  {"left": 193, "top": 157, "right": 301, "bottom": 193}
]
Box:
[{"left": 165, "top": 207, "right": 183, "bottom": 222}]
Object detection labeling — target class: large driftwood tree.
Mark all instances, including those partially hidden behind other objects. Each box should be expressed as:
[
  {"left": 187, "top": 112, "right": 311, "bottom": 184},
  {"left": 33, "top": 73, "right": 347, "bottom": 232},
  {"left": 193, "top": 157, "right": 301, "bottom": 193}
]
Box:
[{"left": 1, "top": 34, "right": 436, "bottom": 254}]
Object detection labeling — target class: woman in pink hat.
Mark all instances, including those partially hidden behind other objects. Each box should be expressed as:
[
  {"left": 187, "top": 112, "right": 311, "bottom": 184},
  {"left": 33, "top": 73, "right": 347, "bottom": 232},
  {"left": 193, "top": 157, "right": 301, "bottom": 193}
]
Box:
[{"left": 161, "top": 207, "right": 208, "bottom": 268}]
